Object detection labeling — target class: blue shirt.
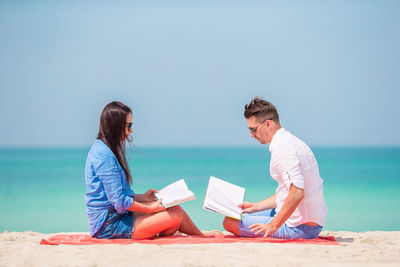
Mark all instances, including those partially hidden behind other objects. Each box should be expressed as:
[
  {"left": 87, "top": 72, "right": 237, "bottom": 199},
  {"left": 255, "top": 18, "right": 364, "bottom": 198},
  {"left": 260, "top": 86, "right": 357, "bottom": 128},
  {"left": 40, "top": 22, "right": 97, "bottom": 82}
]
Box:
[{"left": 84, "top": 139, "right": 135, "bottom": 236}]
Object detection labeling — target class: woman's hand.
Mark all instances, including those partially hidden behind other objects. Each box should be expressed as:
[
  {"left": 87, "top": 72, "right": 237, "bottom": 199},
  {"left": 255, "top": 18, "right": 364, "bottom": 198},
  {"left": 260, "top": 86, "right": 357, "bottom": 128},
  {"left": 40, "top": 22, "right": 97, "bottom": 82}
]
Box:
[
  {"left": 141, "top": 189, "right": 159, "bottom": 202},
  {"left": 129, "top": 199, "right": 166, "bottom": 213},
  {"left": 147, "top": 199, "right": 166, "bottom": 213},
  {"left": 239, "top": 201, "right": 258, "bottom": 213}
]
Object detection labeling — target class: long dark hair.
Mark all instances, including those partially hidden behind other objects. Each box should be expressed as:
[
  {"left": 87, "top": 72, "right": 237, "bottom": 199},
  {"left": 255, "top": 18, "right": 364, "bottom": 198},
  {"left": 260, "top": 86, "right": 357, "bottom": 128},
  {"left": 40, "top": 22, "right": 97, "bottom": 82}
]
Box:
[{"left": 97, "top": 101, "right": 132, "bottom": 184}]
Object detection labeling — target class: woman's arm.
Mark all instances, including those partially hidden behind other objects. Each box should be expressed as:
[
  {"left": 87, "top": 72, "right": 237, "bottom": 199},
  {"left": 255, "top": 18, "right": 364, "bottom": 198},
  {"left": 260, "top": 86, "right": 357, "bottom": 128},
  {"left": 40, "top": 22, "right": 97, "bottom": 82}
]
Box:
[
  {"left": 93, "top": 153, "right": 134, "bottom": 214},
  {"left": 133, "top": 189, "right": 159, "bottom": 202},
  {"left": 128, "top": 199, "right": 166, "bottom": 213}
]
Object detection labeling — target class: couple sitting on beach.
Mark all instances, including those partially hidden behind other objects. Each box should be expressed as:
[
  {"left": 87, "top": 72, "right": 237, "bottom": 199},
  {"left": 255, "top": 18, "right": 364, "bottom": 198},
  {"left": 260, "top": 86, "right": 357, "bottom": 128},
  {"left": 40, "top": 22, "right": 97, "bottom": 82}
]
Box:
[{"left": 84, "top": 97, "right": 327, "bottom": 240}]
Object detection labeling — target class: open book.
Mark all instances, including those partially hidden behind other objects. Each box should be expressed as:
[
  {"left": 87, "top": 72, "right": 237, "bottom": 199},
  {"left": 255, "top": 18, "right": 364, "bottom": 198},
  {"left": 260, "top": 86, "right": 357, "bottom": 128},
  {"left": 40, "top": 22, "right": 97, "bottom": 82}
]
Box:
[
  {"left": 203, "top": 176, "right": 245, "bottom": 220},
  {"left": 154, "top": 179, "right": 196, "bottom": 208}
]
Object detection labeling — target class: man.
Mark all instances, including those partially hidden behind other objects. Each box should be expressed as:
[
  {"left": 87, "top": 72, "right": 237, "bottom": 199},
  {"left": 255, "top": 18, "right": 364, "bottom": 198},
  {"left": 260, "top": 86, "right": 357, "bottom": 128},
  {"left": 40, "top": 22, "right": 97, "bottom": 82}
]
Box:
[{"left": 223, "top": 97, "right": 328, "bottom": 239}]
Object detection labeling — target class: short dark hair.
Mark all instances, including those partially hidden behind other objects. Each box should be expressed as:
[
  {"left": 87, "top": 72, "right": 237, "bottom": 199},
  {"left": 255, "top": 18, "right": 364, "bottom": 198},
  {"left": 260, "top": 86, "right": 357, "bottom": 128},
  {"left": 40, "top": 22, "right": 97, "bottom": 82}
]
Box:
[{"left": 244, "top": 97, "right": 280, "bottom": 123}]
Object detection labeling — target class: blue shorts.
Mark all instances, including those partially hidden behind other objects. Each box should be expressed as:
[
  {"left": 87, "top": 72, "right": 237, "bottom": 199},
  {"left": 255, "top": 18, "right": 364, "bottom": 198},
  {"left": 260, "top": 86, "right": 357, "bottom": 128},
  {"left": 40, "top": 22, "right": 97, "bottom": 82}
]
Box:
[
  {"left": 238, "top": 209, "right": 322, "bottom": 239},
  {"left": 94, "top": 208, "right": 135, "bottom": 239}
]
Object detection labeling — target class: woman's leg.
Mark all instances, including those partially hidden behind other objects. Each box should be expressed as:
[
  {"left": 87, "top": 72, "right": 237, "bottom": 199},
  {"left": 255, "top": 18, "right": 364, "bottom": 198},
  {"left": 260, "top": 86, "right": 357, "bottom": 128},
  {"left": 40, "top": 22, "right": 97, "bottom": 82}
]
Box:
[
  {"left": 170, "top": 206, "right": 203, "bottom": 236},
  {"left": 131, "top": 208, "right": 182, "bottom": 239},
  {"left": 132, "top": 205, "right": 219, "bottom": 239},
  {"left": 169, "top": 206, "right": 221, "bottom": 236}
]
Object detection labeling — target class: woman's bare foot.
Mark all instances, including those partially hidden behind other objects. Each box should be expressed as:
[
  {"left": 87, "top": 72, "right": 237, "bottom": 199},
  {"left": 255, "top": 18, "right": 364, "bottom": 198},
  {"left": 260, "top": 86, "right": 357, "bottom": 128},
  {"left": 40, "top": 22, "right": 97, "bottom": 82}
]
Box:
[
  {"left": 201, "top": 230, "right": 224, "bottom": 237},
  {"left": 173, "top": 231, "right": 186, "bottom": 236}
]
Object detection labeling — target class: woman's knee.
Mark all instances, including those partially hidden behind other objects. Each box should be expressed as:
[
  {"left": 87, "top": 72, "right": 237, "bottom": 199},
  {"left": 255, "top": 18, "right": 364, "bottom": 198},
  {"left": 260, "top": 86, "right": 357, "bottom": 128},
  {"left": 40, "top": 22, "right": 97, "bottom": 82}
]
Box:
[
  {"left": 168, "top": 205, "right": 184, "bottom": 213},
  {"left": 166, "top": 207, "right": 183, "bottom": 225}
]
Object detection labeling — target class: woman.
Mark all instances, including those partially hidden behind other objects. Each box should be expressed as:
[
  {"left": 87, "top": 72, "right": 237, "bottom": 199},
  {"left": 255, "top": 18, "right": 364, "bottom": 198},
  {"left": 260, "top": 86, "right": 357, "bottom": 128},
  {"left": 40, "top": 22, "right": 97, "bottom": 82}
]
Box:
[{"left": 85, "top": 101, "right": 211, "bottom": 239}]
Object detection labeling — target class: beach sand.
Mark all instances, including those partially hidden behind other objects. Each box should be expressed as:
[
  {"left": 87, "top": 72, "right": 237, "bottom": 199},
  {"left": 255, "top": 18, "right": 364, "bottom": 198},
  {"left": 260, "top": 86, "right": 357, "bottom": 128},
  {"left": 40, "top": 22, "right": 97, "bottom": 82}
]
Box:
[{"left": 1, "top": 230, "right": 399, "bottom": 266}]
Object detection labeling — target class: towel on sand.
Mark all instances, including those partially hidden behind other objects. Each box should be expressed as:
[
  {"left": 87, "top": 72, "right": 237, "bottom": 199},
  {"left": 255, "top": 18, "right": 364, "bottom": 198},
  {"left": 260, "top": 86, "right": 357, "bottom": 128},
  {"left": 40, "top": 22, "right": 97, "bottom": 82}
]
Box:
[{"left": 40, "top": 234, "right": 340, "bottom": 246}]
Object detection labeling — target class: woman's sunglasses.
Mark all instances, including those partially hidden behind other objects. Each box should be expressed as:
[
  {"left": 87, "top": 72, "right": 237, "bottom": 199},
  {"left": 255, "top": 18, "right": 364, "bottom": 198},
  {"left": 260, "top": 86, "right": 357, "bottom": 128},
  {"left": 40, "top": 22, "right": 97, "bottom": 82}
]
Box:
[{"left": 125, "top": 123, "right": 133, "bottom": 131}]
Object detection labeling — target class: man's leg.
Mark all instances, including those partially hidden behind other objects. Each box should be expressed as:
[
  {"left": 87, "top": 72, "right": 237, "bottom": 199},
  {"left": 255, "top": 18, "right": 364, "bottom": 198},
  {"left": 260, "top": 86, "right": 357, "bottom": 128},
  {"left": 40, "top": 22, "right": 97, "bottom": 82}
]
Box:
[
  {"left": 224, "top": 209, "right": 275, "bottom": 237},
  {"left": 226, "top": 208, "right": 321, "bottom": 239},
  {"left": 223, "top": 217, "right": 240, "bottom": 236}
]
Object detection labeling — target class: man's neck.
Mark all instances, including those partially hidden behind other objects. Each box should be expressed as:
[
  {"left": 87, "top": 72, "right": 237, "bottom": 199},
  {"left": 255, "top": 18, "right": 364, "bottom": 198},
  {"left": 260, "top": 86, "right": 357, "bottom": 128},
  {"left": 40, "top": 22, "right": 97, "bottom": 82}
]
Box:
[{"left": 268, "top": 125, "right": 282, "bottom": 143}]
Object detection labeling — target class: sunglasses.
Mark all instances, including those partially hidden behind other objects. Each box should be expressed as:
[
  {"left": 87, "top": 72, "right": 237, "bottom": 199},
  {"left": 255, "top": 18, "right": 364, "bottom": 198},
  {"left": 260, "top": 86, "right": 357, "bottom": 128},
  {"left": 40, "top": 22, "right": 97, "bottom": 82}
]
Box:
[
  {"left": 125, "top": 123, "right": 132, "bottom": 131},
  {"left": 248, "top": 118, "right": 273, "bottom": 135}
]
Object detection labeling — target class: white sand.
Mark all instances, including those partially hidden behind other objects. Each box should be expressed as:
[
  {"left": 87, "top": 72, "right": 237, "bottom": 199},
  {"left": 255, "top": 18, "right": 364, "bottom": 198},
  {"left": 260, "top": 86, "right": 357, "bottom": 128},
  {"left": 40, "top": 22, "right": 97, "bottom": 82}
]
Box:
[{"left": 1, "top": 230, "right": 399, "bottom": 266}]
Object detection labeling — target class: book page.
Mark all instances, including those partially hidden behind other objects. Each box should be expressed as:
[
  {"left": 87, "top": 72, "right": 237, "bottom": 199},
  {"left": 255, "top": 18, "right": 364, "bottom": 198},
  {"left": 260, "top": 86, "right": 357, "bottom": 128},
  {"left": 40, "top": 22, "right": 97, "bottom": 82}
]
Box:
[
  {"left": 208, "top": 176, "right": 245, "bottom": 206},
  {"left": 154, "top": 179, "right": 195, "bottom": 208},
  {"left": 203, "top": 176, "right": 245, "bottom": 219},
  {"left": 204, "top": 199, "right": 238, "bottom": 219},
  {"left": 204, "top": 186, "right": 242, "bottom": 219}
]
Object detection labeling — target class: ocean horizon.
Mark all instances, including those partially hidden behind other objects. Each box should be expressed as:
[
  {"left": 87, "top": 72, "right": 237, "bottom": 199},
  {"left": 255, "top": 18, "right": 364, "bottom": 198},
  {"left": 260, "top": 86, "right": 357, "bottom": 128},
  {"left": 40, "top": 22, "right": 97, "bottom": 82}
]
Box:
[{"left": 1, "top": 146, "right": 399, "bottom": 233}]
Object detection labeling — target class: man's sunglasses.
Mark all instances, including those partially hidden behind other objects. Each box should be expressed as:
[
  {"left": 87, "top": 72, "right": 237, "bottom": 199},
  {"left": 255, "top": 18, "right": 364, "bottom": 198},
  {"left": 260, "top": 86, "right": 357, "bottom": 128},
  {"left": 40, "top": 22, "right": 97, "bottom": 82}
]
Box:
[{"left": 248, "top": 118, "right": 273, "bottom": 134}]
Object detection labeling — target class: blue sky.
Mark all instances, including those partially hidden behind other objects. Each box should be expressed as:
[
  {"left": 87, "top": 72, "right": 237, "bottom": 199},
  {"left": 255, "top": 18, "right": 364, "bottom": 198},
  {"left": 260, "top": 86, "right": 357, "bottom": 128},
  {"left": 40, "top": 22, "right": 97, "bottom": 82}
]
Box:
[{"left": 0, "top": 1, "right": 399, "bottom": 147}]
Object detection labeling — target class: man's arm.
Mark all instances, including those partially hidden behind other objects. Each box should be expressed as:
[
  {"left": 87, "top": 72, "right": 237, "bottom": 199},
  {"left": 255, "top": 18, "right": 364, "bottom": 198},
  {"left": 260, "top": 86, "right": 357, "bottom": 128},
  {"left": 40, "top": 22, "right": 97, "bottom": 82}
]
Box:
[
  {"left": 249, "top": 184, "right": 304, "bottom": 237},
  {"left": 240, "top": 194, "right": 277, "bottom": 213},
  {"left": 256, "top": 194, "right": 277, "bottom": 210}
]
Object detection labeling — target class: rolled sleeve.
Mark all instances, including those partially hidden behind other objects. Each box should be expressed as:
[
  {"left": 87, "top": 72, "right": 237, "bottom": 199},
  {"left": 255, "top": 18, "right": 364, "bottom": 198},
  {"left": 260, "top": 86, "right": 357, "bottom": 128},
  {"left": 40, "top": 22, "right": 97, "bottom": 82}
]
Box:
[
  {"left": 127, "top": 189, "right": 135, "bottom": 198},
  {"left": 277, "top": 148, "right": 305, "bottom": 189},
  {"left": 93, "top": 153, "right": 133, "bottom": 213}
]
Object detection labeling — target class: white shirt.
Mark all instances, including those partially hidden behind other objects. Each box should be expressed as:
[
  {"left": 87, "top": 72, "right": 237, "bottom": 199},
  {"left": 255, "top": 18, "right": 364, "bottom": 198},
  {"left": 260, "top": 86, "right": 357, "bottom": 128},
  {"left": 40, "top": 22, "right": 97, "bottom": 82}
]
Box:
[{"left": 269, "top": 128, "right": 328, "bottom": 227}]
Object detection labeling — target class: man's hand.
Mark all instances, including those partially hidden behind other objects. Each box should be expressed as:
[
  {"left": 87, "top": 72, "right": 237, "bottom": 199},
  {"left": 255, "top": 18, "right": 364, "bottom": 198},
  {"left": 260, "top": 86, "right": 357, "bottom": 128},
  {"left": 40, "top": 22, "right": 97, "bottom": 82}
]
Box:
[
  {"left": 142, "top": 188, "right": 158, "bottom": 202},
  {"left": 249, "top": 223, "right": 278, "bottom": 237},
  {"left": 239, "top": 201, "right": 258, "bottom": 213}
]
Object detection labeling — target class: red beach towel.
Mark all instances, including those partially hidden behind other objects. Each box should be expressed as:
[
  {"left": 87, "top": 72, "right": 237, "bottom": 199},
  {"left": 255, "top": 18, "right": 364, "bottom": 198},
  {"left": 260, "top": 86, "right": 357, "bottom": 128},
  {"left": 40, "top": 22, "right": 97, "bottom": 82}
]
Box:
[{"left": 40, "top": 234, "right": 340, "bottom": 246}]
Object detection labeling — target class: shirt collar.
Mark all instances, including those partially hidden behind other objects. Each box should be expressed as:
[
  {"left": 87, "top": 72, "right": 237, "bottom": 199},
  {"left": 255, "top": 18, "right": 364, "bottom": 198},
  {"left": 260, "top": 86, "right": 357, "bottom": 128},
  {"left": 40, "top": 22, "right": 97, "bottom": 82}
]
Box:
[{"left": 269, "top": 127, "right": 285, "bottom": 152}]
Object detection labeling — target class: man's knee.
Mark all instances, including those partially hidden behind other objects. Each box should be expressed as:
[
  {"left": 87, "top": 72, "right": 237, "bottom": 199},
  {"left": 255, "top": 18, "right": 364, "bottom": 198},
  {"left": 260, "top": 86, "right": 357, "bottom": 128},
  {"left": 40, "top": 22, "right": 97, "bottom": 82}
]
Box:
[{"left": 223, "top": 217, "right": 240, "bottom": 236}]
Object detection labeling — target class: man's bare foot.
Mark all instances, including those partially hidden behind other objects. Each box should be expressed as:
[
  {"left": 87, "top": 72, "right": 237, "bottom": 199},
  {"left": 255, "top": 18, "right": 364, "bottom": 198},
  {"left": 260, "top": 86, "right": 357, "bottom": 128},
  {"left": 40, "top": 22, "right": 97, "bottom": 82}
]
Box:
[{"left": 201, "top": 230, "right": 224, "bottom": 237}]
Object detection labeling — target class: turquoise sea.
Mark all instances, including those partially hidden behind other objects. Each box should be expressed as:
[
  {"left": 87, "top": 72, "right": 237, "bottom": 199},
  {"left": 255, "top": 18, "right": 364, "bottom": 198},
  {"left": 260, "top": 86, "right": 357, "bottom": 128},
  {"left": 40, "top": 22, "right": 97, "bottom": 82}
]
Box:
[{"left": 1, "top": 147, "right": 399, "bottom": 233}]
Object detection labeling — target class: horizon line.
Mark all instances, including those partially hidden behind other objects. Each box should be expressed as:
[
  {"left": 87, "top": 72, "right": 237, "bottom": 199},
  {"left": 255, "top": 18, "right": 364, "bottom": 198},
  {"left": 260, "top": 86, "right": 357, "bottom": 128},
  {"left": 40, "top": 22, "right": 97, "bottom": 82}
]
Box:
[{"left": 1, "top": 145, "right": 400, "bottom": 150}]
